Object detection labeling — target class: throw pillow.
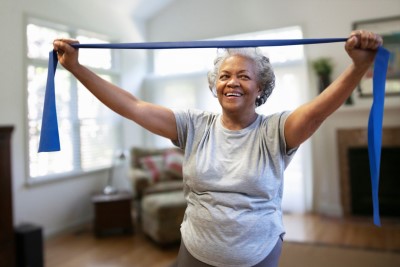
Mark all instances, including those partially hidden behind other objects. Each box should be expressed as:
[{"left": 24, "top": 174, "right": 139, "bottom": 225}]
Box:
[
  {"left": 139, "top": 155, "right": 164, "bottom": 182},
  {"left": 163, "top": 149, "right": 184, "bottom": 179}
]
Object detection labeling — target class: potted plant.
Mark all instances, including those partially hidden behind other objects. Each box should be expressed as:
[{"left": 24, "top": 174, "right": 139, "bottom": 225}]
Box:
[
  {"left": 311, "top": 57, "right": 353, "bottom": 104},
  {"left": 312, "top": 57, "right": 333, "bottom": 94}
]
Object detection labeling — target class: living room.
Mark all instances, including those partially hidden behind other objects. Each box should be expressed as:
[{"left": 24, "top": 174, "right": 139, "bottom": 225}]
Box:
[{"left": 1, "top": 0, "right": 399, "bottom": 266}]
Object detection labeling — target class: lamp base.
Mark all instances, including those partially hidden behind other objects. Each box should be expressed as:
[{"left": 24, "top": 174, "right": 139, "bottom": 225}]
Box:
[{"left": 103, "top": 185, "right": 118, "bottom": 195}]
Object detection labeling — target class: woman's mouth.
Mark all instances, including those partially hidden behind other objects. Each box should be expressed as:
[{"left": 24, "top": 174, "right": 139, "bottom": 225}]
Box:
[{"left": 225, "top": 92, "right": 243, "bottom": 97}]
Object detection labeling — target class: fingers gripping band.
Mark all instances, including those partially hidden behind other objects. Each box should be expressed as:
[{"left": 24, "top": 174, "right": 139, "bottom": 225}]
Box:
[{"left": 39, "top": 38, "right": 390, "bottom": 226}]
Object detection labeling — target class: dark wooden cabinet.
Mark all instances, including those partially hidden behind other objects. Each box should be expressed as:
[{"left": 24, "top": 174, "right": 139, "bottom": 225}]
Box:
[
  {"left": 0, "top": 126, "right": 14, "bottom": 267},
  {"left": 92, "top": 191, "right": 133, "bottom": 237}
]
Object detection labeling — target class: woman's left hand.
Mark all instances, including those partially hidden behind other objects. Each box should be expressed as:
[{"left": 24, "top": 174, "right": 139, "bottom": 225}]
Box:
[{"left": 345, "top": 30, "right": 383, "bottom": 70}]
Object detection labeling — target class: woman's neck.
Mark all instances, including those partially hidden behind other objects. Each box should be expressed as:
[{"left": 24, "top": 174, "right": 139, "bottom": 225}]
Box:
[{"left": 220, "top": 112, "right": 258, "bottom": 130}]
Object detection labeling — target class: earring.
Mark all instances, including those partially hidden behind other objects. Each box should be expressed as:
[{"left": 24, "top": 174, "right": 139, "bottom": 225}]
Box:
[
  {"left": 255, "top": 95, "right": 262, "bottom": 107},
  {"left": 256, "top": 95, "right": 261, "bottom": 107}
]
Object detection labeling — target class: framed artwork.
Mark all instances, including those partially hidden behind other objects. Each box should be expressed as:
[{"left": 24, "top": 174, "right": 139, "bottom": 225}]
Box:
[{"left": 353, "top": 16, "right": 400, "bottom": 97}]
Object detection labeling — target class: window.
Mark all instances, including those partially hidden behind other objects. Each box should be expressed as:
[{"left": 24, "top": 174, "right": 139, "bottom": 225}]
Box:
[
  {"left": 153, "top": 26, "right": 304, "bottom": 76},
  {"left": 26, "top": 18, "right": 122, "bottom": 180}
]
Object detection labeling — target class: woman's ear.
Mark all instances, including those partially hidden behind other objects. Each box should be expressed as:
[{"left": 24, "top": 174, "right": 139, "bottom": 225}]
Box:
[{"left": 210, "top": 86, "right": 218, "bottom": 97}]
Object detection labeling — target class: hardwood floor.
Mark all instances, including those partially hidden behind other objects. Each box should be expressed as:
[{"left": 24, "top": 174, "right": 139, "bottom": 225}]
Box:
[
  {"left": 45, "top": 213, "right": 400, "bottom": 266},
  {"left": 45, "top": 225, "right": 179, "bottom": 267},
  {"left": 283, "top": 213, "right": 400, "bottom": 252}
]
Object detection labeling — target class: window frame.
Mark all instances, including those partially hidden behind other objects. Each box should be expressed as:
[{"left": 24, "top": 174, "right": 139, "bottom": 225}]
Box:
[
  {"left": 151, "top": 26, "right": 306, "bottom": 76},
  {"left": 24, "top": 17, "right": 122, "bottom": 185}
]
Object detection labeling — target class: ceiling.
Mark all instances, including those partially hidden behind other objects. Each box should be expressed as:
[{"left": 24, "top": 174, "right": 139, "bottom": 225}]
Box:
[{"left": 112, "top": 0, "right": 176, "bottom": 21}]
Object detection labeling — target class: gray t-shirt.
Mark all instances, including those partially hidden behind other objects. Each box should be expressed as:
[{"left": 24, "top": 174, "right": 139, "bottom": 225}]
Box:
[{"left": 173, "top": 109, "right": 297, "bottom": 267}]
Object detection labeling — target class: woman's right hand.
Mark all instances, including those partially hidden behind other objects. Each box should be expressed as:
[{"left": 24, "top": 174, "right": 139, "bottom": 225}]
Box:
[{"left": 53, "top": 38, "right": 80, "bottom": 72}]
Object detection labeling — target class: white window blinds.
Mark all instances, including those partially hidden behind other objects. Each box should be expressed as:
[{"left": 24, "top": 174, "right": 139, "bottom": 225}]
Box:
[{"left": 26, "top": 19, "right": 122, "bottom": 179}]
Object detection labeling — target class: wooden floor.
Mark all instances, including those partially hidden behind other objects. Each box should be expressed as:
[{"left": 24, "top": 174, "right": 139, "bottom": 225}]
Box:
[
  {"left": 282, "top": 214, "right": 400, "bottom": 252},
  {"left": 45, "top": 223, "right": 179, "bottom": 267},
  {"left": 45, "top": 213, "right": 400, "bottom": 267}
]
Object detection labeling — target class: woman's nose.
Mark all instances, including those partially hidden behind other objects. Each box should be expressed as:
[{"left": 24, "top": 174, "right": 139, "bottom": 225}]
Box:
[{"left": 227, "top": 76, "right": 239, "bottom": 87}]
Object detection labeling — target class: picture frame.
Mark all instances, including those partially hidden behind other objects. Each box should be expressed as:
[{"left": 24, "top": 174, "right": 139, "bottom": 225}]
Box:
[{"left": 353, "top": 16, "right": 400, "bottom": 97}]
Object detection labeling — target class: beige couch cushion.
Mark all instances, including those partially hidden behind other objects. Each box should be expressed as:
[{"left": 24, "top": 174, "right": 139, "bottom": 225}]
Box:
[
  {"left": 142, "top": 190, "right": 186, "bottom": 219},
  {"left": 141, "top": 190, "right": 186, "bottom": 244}
]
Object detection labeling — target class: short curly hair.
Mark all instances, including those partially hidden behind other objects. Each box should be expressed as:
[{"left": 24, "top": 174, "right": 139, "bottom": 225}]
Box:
[{"left": 207, "top": 48, "right": 275, "bottom": 107}]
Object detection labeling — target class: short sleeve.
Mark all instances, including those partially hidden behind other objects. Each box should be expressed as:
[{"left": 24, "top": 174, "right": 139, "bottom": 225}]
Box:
[
  {"left": 171, "top": 108, "right": 189, "bottom": 149},
  {"left": 278, "top": 111, "right": 298, "bottom": 166}
]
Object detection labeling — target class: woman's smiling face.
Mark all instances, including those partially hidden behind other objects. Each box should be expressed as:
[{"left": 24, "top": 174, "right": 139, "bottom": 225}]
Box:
[{"left": 216, "top": 55, "right": 261, "bottom": 115}]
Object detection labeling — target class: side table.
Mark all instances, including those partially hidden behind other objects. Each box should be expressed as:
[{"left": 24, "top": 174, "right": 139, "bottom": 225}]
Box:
[{"left": 92, "top": 190, "right": 134, "bottom": 237}]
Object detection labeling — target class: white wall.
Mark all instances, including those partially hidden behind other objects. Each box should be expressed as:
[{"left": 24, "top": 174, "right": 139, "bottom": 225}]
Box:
[
  {"left": 146, "top": 0, "right": 400, "bottom": 216},
  {"left": 0, "top": 0, "right": 147, "bottom": 236}
]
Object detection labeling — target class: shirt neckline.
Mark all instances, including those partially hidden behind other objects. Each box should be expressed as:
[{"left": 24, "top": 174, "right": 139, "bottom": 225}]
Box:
[{"left": 217, "top": 113, "right": 260, "bottom": 134}]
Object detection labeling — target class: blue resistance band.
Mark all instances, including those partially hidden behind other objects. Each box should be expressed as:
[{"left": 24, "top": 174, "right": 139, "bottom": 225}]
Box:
[{"left": 39, "top": 38, "right": 390, "bottom": 226}]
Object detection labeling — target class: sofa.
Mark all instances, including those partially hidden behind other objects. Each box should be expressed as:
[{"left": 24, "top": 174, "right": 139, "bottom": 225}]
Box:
[{"left": 129, "top": 147, "right": 186, "bottom": 245}]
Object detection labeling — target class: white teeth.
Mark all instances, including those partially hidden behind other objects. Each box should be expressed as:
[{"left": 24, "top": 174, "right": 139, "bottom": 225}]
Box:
[{"left": 226, "top": 93, "right": 242, "bottom": 97}]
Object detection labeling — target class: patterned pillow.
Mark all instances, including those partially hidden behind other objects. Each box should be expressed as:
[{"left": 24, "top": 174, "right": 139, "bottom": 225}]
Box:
[
  {"left": 139, "top": 155, "right": 165, "bottom": 182},
  {"left": 163, "top": 149, "right": 184, "bottom": 178}
]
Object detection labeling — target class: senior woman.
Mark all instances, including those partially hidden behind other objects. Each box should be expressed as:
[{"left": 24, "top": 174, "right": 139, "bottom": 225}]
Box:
[{"left": 53, "top": 30, "right": 382, "bottom": 267}]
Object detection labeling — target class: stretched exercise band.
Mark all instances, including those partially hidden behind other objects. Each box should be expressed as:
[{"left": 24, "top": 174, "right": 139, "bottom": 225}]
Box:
[{"left": 39, "top": 38, "right": 390, "bottom": 226}]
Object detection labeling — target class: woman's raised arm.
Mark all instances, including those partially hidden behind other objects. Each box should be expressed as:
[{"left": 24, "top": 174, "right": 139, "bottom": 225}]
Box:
[
  {"left": 53, "top": 39, "right": 178, "bottom": 141},
  {"left": 284, "top": 31, "right": 383, "bottom": 151}
]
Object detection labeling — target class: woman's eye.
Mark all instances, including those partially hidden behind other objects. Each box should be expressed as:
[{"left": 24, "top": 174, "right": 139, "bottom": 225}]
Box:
[
  {"left": 239, "top": 75, "right": 250, "bottom": 80},
  {"left": 219, "top": 75, "right": 229, "bottom": 80}
]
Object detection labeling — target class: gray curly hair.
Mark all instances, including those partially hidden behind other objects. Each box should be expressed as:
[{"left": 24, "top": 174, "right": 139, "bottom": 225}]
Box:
[{"left": 207, "top": 48, "right": 275, "bottom": 107}]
